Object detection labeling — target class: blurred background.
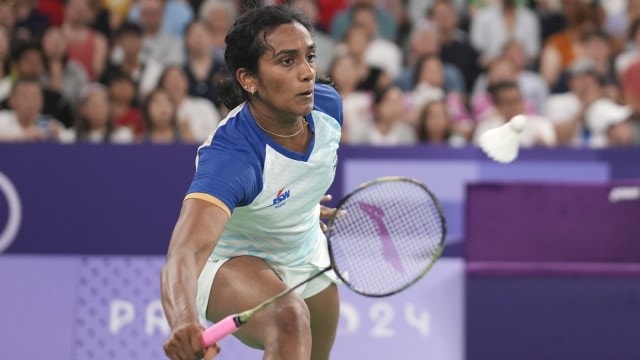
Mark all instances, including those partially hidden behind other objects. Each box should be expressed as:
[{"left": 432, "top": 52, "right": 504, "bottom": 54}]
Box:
[{"left": 1, "top": 0, "right": 640, "bottom": 359}]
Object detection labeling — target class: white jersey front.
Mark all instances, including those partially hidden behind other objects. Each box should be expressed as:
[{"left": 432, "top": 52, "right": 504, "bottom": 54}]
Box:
[{"left": 186, "top": 83, "right": 343, "bottom": 267}]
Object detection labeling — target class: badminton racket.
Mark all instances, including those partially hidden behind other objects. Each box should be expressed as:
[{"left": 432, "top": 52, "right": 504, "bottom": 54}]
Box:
[{"left": 201, "top": 176, "right": 447, "bottom": 347}]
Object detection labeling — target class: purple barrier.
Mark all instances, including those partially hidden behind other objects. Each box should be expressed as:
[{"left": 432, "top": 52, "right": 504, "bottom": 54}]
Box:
[
  {"left": 0, "top": 255, "right": 464, "bottom": 360},
  {"left": 465, "top": 182, "right": 640, "bottom": 263}
]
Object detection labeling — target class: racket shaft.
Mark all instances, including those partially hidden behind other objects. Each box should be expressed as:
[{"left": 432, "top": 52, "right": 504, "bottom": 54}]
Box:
[{"left": 201, "top": 315, "right": 240, "bottom": 347}]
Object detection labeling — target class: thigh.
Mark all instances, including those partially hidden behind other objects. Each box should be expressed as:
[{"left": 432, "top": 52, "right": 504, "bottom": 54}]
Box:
[
  {"left": 205, "top": 255, "right": 308, "bottom": 349},
  {"left": 305, "top": 283, "right": 340, "bottom": 360}
]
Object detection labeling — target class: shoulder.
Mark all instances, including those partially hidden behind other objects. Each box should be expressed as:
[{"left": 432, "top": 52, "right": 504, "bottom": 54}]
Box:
[{"left": 313, "top": 82, "right": 343, "bottom": 126}]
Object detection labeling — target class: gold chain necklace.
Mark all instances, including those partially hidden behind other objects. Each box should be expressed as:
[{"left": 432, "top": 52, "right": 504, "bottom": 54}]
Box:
[{"left": 255, "top": 118, "right": 308, "bottom": 138}]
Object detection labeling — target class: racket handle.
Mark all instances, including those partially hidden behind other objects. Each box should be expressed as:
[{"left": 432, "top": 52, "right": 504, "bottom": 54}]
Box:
[{"left": 201, "top": 315, "right": 241, "bottom": 347}]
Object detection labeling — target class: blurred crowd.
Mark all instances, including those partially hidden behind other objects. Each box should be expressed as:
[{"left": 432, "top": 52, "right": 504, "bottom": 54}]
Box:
[{"left": 0, "top": 0, "right": 639, "bottom": 148}]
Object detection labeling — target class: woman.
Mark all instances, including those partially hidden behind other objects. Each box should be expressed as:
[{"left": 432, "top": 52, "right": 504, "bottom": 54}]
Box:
[
  {"left": 41, "top": 25, "right": 89, "bottom": 102},
  {"left": 161, "top": 3, "right": 343, "bottom": 359},
  {"left": 157, "top": 65, "right": 221, "bottom": 142},
  {"left": 75, "top": 83, "right": 134, "bottom": 143},
  {"left": 141, "top": 88, "right": 193, "bottom": 144}
]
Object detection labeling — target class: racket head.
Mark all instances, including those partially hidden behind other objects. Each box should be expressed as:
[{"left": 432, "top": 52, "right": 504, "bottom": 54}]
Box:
[{"left": 326, "top": 176, "right": 446, "bottom": 297}]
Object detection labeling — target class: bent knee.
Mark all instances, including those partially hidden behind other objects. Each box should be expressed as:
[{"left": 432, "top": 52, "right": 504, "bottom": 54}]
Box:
[{"left": 274, "top": 296, "right": 311, "bottom": 334}]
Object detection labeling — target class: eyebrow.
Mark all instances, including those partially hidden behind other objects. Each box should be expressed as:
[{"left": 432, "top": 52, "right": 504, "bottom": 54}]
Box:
[{"left": 273, "top": 44, "right": 316, "bottom": 58}]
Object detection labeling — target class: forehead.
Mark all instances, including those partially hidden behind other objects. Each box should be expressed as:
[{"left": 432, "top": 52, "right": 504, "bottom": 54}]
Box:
[{"left": 263, "top": 22, "right": 313, "bottom": 54}]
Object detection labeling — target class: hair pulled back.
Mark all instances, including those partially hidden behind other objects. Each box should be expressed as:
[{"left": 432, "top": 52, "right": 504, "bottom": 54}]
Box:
[{"left": 217, "top": 1, "right": 312, "bottom": 110}]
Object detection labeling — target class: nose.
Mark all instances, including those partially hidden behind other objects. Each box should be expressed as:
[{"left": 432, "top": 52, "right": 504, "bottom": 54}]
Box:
[{"left": 300, "top": 58, "right": 316, "bottom": 83}]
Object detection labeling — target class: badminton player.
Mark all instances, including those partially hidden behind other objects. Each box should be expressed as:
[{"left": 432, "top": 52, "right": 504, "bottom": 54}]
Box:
[{"left": 160, "top": 2, "right": 344, "bottom": 360}]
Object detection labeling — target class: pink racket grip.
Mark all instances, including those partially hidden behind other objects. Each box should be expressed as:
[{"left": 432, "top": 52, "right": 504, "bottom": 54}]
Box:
[{"left": 201, "top": 314, "right": 240, "bottom": 347}]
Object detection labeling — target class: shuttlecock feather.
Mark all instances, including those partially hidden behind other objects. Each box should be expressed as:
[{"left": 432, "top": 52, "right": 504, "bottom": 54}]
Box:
[{"left": 479, "top": 115, "right": 527, "bottom": 163}]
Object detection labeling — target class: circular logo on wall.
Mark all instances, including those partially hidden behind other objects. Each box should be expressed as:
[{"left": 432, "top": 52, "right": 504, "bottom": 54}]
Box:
[{"left": 0, "top": 171, "right": 21, "bottom": 253}]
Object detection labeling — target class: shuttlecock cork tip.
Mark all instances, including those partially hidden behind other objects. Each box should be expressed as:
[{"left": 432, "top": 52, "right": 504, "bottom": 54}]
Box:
[{"left": 508, "top": 115, "right": 527, "bottom": 133}]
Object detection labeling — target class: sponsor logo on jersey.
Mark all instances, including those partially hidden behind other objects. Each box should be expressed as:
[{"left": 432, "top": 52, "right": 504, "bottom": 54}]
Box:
[{"left": 269, "top": 188, "right": 290, "bottom": 208}]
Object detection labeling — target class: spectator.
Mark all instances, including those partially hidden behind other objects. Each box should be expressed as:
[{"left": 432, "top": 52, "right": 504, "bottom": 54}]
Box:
[
  {"left": 416, "top": 99, "right": 466, "bottom": 146},
  {"left": 102, "top": 21, "right": 163, "bottom": 100},
  {"left": 349, "top": 3, "right": 403, "bottom": 79},
  {"left": 14, "top": 0, "right": 51, "bottom": 41},
  {"left": 330, "top": 0, "right": 397, "bottom": 42},
  {"left": 135, "top": 0, "right": 185, "bottom": 66},
  {"left": 428, "top": 0, "right": 482, "bottom": 93},
  {"left": 62, "top": 0, "right": 109, "bottom": 81},
  {"left": 335, "top": 24, "right": 391, "bottom": 93},
  {"left": 473, "top": 40, "right": 549, "bottom": 114},
  {"left": 183, "top": 19, "right": 227, "bottom": 111},
  {"left": 100, "top": 0, "right": 134, "bottom": 32},
  {"left": 471, "top": 56, "right": 538, "bottom": 121},
  {"left": 74, "top": 83, "right": 135, "bottom": 143},
  {"left": 287, "top": 0, "right": 335, "bottom": 77},
  {"left": 470, "top": 0, "right": 540, "bottom": 66},
  {"left": 395, "top": 20, "right": 466, "bottom": 96},
  {"left": 360, "top": 84, "right": 416, "bottom": 146},
  {"left": 408, "top": 0, "right": 467, "bottom": 29},
  {"left": 410, "top": 54, "right": 472, "bottom": 133},
  {"left": 128, "top": 0, "right": 194, "bottom": 37},
  {"left": 157, "top": 65, "right": 220, "bottom": 142},
  {"left": 105, "top": 71, "right": 145, "bottom": 138},
  {"left": 198, "top": 0, "right": 236, "bottom": 58},
  {"left": 545, "top": 58, "right": 630, "bottom": 147},
  {"left": 41, "top": 25, "right": 89, "bottom": 102},
  {"left": 473, "top": 80, "right": 557, "bottom": 147},
  {"left": 538, "top": 0, "right": 604, "bottom": 88},
  {"left": 327, "top": 53, "right": 373, "bottom": 144},
  {"left": 0, "top": 78, "right": 64, "bottom": 142},
  {"left": 622, "top": 58, "right": 640, "bottom": 120},
  {"left": 7, "top": 41, "right": 75, "bottom": 128},
  {"left": 141, "top": 88, "right": 193, "bottom": 143}
]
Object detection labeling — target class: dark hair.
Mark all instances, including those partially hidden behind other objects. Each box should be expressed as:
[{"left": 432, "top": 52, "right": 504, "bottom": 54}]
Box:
[
  {"left": 488, "top": 80, "right": 520, "bottom": 104},
  {"left": 115, "top": 22, "right": 143, "bottom": 38},
  {"left": 75, "top": 84, "right": 114, "bottom": 142},
  {"left": 629, "top": 18, "right": 640, "bottom": 41},
  {"left": 417, "top": 100, "right": 452, "bottom": 142},
  {"left": 216, "top": 2, "right": 312, "bottom": 110},
  {"left": 10, "top": 41, "right": 43, "bottom": 64},
  {"left": 141, "top": 88, "right": 177, "bottom": 131},
  {"left": 412, "top": 53, "right": 441, "bottom": 88}
]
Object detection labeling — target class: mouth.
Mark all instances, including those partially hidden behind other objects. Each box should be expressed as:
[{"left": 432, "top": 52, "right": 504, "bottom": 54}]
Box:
[{"left": 298, "top": 90, "right": 314, "bottom": 98}]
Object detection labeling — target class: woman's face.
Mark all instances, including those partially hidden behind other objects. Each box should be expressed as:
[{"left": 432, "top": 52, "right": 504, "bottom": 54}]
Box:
[
  {"left": 418, "top": 58, "right": 444, "bottom": 88},
  {"left": 42, "top": 27, "right": 67, "bottom": 58},
  {"left": 331, "top": 56, "right": 359, "bottom": 93},
  {"left": 148, "top": 90, "right": 175, "bottom": 127},
  {"left": 422, "top": 101, "right": 449, "bottom": 139},
  {"left": 109, "top": 78, "right": 136, "bottom": 103},
  {"left": 162, "top": 67, "right": 188, "bottom": 100},
  {"left": 186, "top": 22, "right": 211, "bottom": 55},
  {"left": 81, "top": 89, "right": 110, "bottom": 128},
  {"left": 250, "top": 22, "right": 316, "bottom": 120},
  {"left": 376, "top": 87, "right": 403, "bottom": 123}
]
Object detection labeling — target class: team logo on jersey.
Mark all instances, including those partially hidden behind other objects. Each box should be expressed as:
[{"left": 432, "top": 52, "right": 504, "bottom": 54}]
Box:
[{"left": 268, "top": 188, "right": 290, "bottom": 208}]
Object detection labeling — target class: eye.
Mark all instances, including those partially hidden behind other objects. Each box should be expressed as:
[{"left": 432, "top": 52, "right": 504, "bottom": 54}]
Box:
[
  {"left": 306, "top": 54, "right": 317, "bottom": 63},
  {"left": 281, "top": 57, "right": 294, "bottom": 66}
]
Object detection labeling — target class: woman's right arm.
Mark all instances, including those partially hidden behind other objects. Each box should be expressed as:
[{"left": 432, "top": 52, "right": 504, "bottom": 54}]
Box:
[{"left": 161, "top": 198, "right": 230, "bottom": 360}]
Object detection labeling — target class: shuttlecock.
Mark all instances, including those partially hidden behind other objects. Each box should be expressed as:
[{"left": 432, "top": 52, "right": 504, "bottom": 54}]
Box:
[{"left": 479, "top": 114, "right": 527, "bottom": 163}]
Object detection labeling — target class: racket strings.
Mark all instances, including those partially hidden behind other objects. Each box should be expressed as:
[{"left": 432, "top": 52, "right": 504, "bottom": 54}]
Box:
[{"left": 329, "top": 179, "right": 445, "bottom": 296}]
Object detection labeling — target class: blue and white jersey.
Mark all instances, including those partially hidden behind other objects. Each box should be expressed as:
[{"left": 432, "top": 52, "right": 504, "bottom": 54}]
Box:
[{"left": 186, "top": 83, "right": 343, "bottom": 267}]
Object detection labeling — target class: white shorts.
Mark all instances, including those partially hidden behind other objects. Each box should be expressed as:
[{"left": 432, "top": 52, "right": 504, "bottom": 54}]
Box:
[{"left": 196, "top": 258, "right": 337, "bottom": 319}]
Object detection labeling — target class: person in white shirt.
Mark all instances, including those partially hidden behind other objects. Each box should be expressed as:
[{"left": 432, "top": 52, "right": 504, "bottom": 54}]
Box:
[
  {"left": 0, "top": 78, "right": 64, "bottom": 142},
  {"left": 474, "top": 80, "right": 556, "bottom": 147},
  {"left": 157, "top": 65, "right": 221, "bottom": 143}
]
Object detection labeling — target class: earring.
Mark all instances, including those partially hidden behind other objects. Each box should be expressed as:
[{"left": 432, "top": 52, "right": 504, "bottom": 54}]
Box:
[{"left": 250, "top": 88, "right": 255, "bottom": 95}]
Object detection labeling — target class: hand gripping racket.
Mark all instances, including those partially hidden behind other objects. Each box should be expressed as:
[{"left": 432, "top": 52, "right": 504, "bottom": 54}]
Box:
[{"left": 201, "top": 176, "right": 447, "bottom": 346}]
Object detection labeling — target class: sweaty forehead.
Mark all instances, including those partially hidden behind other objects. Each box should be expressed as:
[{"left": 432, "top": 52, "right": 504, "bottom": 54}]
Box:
[{"left": 263, "top": 22, "right": 313, "bottom": 55}]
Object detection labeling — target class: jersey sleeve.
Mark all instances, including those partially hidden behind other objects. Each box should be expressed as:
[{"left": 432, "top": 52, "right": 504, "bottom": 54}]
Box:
[
  {"left": 186, "top": 134, "right": 263, "bottom": 215},
  {"left": 313, "top": 82, "right": 343, "bottom": 126}
]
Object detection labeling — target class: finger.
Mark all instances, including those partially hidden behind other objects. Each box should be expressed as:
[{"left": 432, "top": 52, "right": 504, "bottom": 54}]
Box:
[
  {"left": 319, "top": 221, "right": 327, "bottom": 233},
  {"left": 320, "top": 194, "right": 332, "bottom": 203},
  {"left": 204, "top": 345, "right": 220, "bottom": 360}
]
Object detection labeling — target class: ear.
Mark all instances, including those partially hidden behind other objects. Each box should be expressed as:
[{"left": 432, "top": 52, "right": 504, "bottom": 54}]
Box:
[{"left": 236, "top": 68, "right": 257, "bottom": 94}]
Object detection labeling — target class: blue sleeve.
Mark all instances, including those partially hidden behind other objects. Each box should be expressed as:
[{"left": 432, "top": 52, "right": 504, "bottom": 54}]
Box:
[
  {"left": 313, "top": 83, "right": 343, "bottom": 126},
  {"left": 187, "top": 135, "right": 263, "bottom": 213}
]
